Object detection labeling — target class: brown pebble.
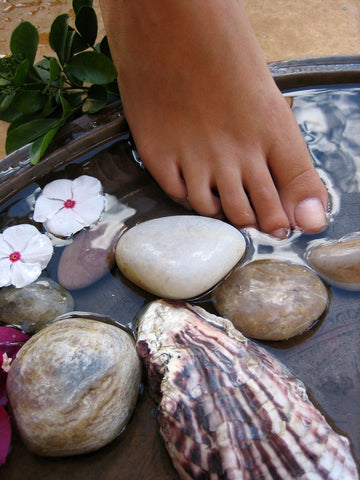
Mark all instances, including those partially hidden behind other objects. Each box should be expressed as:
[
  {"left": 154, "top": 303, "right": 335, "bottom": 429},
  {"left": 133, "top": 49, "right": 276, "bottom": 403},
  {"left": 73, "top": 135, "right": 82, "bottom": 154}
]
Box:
[
  {"left": 306, "top": 237, "right": 360, "bottom": 290},
  {"left": 213, "top": 259, "right": 328, "bottom": 341}
]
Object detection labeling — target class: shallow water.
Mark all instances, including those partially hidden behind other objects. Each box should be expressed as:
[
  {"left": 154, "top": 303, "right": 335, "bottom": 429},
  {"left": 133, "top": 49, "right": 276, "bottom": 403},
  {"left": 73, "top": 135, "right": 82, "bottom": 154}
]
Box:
[{"left": 0, "top": 84, "right": 359, "bottom": 477}]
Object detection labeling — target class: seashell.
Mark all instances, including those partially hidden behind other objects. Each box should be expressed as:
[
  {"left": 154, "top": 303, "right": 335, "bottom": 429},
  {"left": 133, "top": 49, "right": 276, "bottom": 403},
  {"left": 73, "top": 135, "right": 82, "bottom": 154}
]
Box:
[
  {"left": 0, "top": 278, "right": 74, "bottom": 334},
  {"left": 213, "top": 259, "right": 329, "bottom": 340},
  {"left": 305, "top": 235, "right": 360, "bottom": 290},
  {"left": 136, "top": 300, "right": 358, "bottom": 480},
  {"left": 115, "top": 215, "right": 246, "bottom": 299},
  {"left": 7, "top": 317, "right": 141, "bottom": 457}
]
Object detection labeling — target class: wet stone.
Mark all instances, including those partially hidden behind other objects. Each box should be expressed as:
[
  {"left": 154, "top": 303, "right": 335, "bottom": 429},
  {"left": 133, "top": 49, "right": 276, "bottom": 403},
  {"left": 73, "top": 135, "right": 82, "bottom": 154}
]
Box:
[
  {"left": 115, "top": 215, "right": 246, "bottom": 300},
  {"left": 213, "top": 259, "right": 329, "bottom": 341},
  {"left": 0, "top": 278, "right": 74, "bottom": 334},
  {"left": 305, "top": 236, "right": 360, "bottom": 291},
  {"left": 7, "top": 317, "right": 142, "bottom": 457},
  {"left": 57, "top": 222, "right": 121, "bottom": 290}
]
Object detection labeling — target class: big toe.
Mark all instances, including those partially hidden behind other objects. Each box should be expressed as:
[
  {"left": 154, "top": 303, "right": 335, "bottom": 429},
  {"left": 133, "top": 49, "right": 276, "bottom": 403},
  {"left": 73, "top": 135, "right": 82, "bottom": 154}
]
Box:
[{"left": 293, "top": 197, "right": 328, "bottom": 233}]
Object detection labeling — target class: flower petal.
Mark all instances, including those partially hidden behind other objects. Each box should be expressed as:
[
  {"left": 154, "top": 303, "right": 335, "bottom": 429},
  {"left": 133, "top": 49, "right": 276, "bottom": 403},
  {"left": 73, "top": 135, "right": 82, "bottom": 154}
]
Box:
[
  {"left": 72, "top": 175, "right": 103, "bottom": 202},
  {"left": 44, "top": 209, "right": 85, "bottom": 237},
  {"left": 0, "top": 237, "right": 12, "bottom": 259},
  {"left": 11, "top": 261, "right": 42, "bottom": 288},
  {"left": 0, "top": 406, "right": 11, "bottom": 466},
  {"left": 0, "top": 372, "right": 7, "bottom": 407},
  {"left": 42, "top": 178, "right": 73, "bottom": 200},
  {"left": 0, "top": 258, "right": 12, "bottom": 288},
  {"left": 21, "top": 232, "right": 53, "bottom": 268},
  {"left": 73, "top": 195, "right": 105, "bottom": 226},
  {"left": 33, "top": 195, "right": 64, "bottom": 222},
  {"left": 0, "top": 326, "right": 30, "bottom": 353},
  {"left": 2, "top": 224, "right": 40, "bottom": 252}
]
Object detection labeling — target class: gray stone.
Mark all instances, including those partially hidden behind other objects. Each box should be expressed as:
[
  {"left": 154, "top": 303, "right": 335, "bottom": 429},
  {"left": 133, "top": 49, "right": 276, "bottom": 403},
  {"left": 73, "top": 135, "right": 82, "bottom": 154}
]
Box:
[{"left": 0, "top": 278, "right": 74, "bottom": 334}]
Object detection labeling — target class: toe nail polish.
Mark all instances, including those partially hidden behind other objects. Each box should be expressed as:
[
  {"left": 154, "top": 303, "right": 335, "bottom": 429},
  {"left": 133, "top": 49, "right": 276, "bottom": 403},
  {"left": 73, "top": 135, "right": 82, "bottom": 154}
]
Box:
[{"left": 294, "top": 198, "right": 328, "bottom": 233}]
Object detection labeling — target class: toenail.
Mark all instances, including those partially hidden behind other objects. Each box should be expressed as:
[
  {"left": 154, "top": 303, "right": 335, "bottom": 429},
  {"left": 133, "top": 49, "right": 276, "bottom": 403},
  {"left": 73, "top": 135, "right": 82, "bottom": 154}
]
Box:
[
  {"left": 270, "top": 228, "right": 290, "bottom": 239},
  {"left": 294, "top": 198, "right": 328, "bottom": 234}
]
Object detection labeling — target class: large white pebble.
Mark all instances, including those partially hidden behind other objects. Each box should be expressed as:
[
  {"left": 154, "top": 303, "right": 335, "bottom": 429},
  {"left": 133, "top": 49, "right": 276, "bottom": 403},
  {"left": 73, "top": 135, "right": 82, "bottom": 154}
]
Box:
[{"left": 115, "top": 215, "right": 246, "bottom": 299}]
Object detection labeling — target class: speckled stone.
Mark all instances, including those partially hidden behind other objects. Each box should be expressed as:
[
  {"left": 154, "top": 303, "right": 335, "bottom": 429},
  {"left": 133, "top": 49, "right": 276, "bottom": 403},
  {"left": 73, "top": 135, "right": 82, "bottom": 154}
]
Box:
[
  {"left": 7, "top": 317, "right": 141, "bottom": 457},
  {"left": 213, "top": 259, "right": 328, "bottom": 341},
  {"left": 115, "top": 215, "right": 246, "bottom": 299}
]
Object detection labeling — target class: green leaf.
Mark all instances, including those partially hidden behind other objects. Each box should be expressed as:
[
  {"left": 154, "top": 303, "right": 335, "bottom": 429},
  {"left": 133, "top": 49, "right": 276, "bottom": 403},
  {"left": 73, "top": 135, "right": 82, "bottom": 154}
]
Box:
[
  {"left": 13, "top": 59, "right": 29, "bottom": 86},
  {"left": 72, "top": 31, "right": 89, "bottom": 54},
  {"left": 59, "top": 94, "right": 73, "bottom": 120},
  {"left": 13, "top": 90, "right": 47, "bottom": 115},
  {"left": 75, "top": 6, "right": 97, "bottom": 47},
  {"left": 66, "top": 51, "right": 117, "bottom": 85},
  {"left": 35, "top": 56, "right": 61, "bottom": 87},
  {"left": 73, "top": 0, "right": 93, "bottom": 15},
  {"left": 34, "top": 57, "right": 51, "bottom": 83},
  {"left": 62, "top": 90, "right": 83, "bottom": 109},
  {"left": 5, "top": 117, "right": 61, "bottom": 153},
  {"left": 49, "top": 14, "right": 69, "bottom": 65},
  {"left": 10, "top": 21, "right": 39, "bottom": 66},
  {"left": 30, "top": 125, "right": 61, "bottom": 164},
  {"left": 42, "top": 94, "right": 56, "bottom": 116},
  {"left": 97, "top": 36, "right": 112, "bottom": 59},
  {"left": 49, "top": 57, "right": 61, "bottom": 82},
  {"left": 0, "top": 106, "right": 21, "bottom": 122},
  {"left": 82, "top": 85, "right": 107, "bottom": 114},
  {"left": 0, "top": 91, "right": 16, "bottom": 112}
]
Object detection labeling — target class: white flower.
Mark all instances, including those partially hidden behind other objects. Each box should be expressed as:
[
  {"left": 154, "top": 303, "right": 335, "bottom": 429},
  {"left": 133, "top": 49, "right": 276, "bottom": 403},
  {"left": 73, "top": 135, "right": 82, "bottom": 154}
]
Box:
[
  {"left": 33, "top": 175, "right": 105, "bottom": 237},
  {"left": 0, "top": 224, "right": 53, "bottom": 288}
]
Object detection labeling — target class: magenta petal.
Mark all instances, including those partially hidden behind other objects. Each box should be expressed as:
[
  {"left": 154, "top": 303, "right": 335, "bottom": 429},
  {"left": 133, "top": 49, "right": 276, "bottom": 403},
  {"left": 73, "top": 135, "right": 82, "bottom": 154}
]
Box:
[
  {"left": 0, "top": 326, "right": 30, "bottom": 358},
  {"left": 0, "top": 371, "right": 7, "bottom": 407},
  {"left": 0, "top": 406, "right": 11, "bottom": 466}
]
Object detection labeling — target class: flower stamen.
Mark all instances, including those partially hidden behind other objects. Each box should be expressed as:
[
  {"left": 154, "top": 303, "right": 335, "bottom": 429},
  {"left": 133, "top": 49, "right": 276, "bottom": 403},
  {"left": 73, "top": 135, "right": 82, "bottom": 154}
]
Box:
[
  {"left": 63, "top": 199, "right": 76, "bottom": 209},
  {"left": 9, "top": 251, "right": 21, "bottom": 263}
]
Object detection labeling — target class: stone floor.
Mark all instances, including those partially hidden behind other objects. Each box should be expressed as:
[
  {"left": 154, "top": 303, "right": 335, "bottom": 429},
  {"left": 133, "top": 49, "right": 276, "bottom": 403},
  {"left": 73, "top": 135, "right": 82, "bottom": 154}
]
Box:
[{"left": 0, "top": 0, "right": 359, "bottom": 159}]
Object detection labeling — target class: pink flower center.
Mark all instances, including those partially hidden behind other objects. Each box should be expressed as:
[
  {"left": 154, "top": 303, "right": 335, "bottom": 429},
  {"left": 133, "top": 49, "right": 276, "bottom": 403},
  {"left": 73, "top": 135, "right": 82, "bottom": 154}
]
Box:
[
  {"left": 9, "top": 251, "right": 21, "bottom": 262},
  {"left": 63, "top": 199, "right": 76, "bottom": 209}
]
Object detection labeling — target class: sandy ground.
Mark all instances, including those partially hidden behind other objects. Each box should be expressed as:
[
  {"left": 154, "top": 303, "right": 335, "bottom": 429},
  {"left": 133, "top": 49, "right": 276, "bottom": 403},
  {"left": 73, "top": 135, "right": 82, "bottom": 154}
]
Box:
[{"left": 0, "top": 0, "right": 359, "bottom": 160}]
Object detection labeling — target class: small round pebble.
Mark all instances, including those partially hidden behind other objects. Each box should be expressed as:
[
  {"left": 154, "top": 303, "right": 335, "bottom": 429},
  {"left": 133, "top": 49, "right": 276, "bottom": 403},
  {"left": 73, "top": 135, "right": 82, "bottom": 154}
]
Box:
[
  {"left": 6, "top": 317, "right": 141, "bottom": 457},
  {"left": 213, "top": 259, "right": 328, "bottom": 341},
  {"left": 115, "top": 215, "right": 246, "bottom": 299},
  {"left": 306, "top": 236, "right": 360, "bottom": 290},
  {"left": 0, "top": 278, "right": 74, "bottom": 334}
]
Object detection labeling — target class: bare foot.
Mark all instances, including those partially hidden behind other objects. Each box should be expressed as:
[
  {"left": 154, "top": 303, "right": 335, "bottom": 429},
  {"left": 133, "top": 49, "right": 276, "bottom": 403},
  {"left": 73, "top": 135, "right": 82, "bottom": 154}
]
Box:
[{"left": 100, "top": 0, "right": 328, "bottom": 237}]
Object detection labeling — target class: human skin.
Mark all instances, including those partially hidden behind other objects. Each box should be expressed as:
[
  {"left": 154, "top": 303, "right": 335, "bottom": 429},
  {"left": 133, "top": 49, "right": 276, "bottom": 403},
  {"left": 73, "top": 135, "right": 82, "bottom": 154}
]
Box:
[{"left": 99, "top": 0, "right": 329, "bottom": 238}]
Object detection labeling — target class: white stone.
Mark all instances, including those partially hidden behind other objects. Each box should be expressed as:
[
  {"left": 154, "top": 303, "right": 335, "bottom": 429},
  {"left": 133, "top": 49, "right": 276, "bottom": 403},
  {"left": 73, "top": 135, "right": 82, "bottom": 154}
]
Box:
[{"left": 115, "top": 215, "right": 246, "bottom": 299}]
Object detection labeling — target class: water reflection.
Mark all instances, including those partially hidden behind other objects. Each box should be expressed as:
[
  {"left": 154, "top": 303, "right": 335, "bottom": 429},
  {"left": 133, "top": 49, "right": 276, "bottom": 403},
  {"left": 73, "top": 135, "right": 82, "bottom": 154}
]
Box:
[{"left": 293, "top": 86, "right": 360, "bottom": 193}]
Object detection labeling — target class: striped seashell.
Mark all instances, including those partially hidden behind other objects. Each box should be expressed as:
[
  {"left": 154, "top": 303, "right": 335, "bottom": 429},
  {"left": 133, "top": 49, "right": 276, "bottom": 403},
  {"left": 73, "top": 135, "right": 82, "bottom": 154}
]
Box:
[{"left": 136, "top": 300, "right": 358, "bottom": 480}]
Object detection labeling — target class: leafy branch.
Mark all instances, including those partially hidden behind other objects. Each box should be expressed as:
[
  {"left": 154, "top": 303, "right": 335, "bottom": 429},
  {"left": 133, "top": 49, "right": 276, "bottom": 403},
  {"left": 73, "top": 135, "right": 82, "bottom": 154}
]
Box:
[{"left": 0, "top": 0, "right": 119, "bottom": 164}]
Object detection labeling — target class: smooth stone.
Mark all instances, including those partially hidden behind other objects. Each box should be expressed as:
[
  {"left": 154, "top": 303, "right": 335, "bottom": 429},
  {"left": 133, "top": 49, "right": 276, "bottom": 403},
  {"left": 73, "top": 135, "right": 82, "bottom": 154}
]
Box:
[
  {"left": 0, "top": 278, "right": 74, "bottom": 334},
  {"left": 58, "top": 222, "right": 121, "bottom": 290},
  {"left": 305, "top": 236, "right": 360, "bottom": 290},
  {"left": 7, "top": 317, "right": 142, "bottom": 457},
  {"left": 115, "top": 215, "right": 246, "bottom": 299},
  {"left": 213, "top": 259, "right": 328, "bottom": 341},
  {"left": 57, "top": 196, "right": 135, "bottom": 290}
]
